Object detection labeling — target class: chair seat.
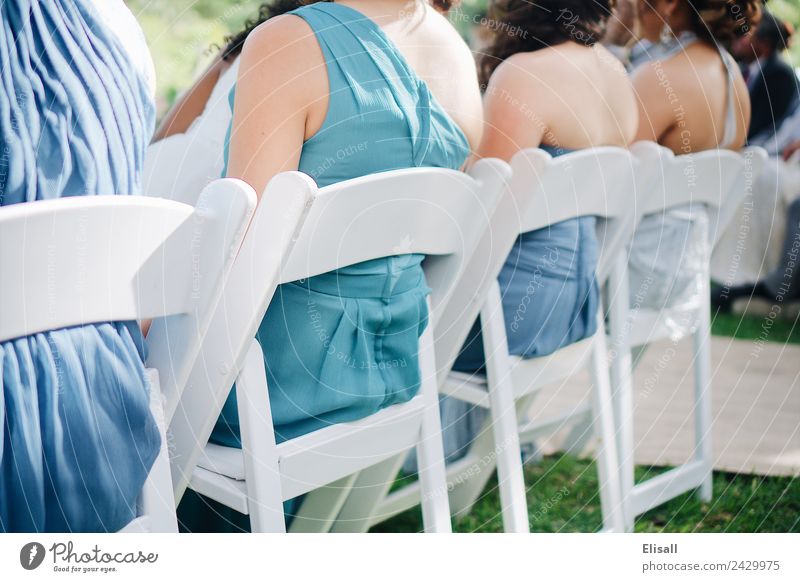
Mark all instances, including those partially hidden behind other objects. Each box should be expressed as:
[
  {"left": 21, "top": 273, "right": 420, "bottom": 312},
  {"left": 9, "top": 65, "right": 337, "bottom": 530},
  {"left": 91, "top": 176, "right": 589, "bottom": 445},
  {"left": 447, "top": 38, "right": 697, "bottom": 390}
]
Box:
[
  {"left": 442, "top": 335, "right": 598, "bottom": 406},
  {"left": 194, "top": 395, "right": 427, "bottom": 503},
  {"left": 508, "top": 335, "right": 597, "bottom": 398}
]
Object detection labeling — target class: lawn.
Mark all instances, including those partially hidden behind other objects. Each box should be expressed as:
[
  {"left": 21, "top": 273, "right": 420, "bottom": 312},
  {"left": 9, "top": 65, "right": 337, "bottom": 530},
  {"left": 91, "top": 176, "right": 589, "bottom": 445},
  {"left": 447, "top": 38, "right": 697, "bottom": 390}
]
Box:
[
  {"left": 372, "top": 454, "right": 800, "bottom": 533},
  {"left": 711, "top": 310, "right": 800, "bottom": 345}
]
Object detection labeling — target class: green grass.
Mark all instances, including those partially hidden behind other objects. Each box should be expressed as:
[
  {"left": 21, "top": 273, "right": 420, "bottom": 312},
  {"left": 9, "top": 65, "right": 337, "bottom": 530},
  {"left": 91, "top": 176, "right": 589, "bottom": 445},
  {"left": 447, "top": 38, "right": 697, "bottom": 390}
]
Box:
[
  {"left": 711, "top": 311, "right": 800, "bottom": 345},
  {"left": 371, "top": 454, "right": 800, "bottom": 533}
]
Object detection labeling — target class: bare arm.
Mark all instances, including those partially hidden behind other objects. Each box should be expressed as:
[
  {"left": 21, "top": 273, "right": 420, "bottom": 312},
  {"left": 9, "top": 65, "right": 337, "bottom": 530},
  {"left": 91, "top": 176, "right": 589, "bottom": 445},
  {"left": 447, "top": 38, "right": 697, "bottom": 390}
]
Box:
[{"left": 224, "top": 15, "right": 326, "bottom": 197}]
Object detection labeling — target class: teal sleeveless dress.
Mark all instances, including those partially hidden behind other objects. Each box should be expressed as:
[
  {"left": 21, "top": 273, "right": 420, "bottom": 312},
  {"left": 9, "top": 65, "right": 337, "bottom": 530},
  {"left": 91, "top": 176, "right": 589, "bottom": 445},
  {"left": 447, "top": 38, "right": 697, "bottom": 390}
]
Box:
[{"left": 210, "top": 3, "right": 469, "bottom": 449}]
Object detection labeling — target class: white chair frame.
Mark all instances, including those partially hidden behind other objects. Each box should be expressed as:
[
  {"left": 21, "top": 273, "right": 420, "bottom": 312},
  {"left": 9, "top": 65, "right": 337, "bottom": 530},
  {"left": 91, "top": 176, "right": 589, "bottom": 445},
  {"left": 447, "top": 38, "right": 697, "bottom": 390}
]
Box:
[
  {"left": 608, "top": 143, "right": 768, "bottom": 531},
  {"left": 366, "top": 147, "right": 641, "bottom": 533},
  {"left": 0, "top": 183, "right": 255, "bottom": 532},
  {"left": 168, "top": 161, "right": 512, "bottom": 532}
]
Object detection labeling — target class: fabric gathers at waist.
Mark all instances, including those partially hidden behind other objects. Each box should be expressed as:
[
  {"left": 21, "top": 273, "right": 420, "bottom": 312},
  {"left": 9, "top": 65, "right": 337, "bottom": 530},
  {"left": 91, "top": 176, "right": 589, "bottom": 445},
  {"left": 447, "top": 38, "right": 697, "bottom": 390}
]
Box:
[{"left": 288, "top": 255, "right": 427, "bottom": 299}]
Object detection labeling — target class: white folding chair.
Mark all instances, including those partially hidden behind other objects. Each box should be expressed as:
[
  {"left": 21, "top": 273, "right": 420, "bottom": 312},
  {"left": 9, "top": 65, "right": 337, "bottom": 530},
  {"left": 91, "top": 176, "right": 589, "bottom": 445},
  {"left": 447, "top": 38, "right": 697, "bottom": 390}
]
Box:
[
  {"left": 167, "top": 161, "right": 512, "bottom": 532},
  {"left": 0, "top": 183, "right": 255, "bottom": 532},
  {"left": 609, "top": 142, "right": 768, "bottom": 531},
  {"left": 367, "top": 147, "right": 640, "bottom": 533}
]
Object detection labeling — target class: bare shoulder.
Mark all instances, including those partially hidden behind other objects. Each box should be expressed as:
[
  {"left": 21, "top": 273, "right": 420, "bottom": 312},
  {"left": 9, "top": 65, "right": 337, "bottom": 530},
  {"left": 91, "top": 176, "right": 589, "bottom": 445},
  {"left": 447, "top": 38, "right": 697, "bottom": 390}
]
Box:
[{"left": 239, "top": 14, "right": 321, "bottom": 70}]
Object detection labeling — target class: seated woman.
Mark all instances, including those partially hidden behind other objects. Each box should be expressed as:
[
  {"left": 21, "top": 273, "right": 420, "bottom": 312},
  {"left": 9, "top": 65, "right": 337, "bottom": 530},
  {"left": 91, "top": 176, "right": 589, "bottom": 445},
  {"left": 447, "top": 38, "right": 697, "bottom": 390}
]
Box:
[
  {"left": 1, "top": 0, "right": 160, "bottom": 532},
  {"left": 626, "top": 0, "right": 758, "bottom": 320},
  {"left": 176, "top": 0, "right": 483, "bottom": 531},
  {"left": 442, "top": 0, "right": 638, "bottom": 460}
]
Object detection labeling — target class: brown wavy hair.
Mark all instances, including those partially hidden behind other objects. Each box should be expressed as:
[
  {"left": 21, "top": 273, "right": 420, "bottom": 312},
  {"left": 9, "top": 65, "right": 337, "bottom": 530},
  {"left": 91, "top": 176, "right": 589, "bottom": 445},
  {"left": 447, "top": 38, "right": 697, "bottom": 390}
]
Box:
[
  {"left": 221, "top": 0, "right": 460, "bottom": 61},
  {"left": 478, "top": 0, "right": 615, "bottom": 87},
  {"left": 684, "top": 0, "right": 762, "bottom": 46}
]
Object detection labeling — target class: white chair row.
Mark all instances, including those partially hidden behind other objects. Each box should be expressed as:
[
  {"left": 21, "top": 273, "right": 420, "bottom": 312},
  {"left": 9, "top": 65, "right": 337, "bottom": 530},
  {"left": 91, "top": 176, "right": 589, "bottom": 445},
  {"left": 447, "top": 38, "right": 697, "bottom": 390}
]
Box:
[
  {"left": 347, "top": 144, "right": 766, "bottom": 533},
  {"left": 2, "top": 140, "right": 765, "bottom": 533}
]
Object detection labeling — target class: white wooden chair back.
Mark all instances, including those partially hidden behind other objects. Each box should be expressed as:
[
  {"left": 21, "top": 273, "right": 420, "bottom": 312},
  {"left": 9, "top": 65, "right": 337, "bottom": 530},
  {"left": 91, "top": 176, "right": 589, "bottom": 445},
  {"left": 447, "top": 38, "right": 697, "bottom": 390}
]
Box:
[
  {"left": 515, "top": 147, "right": 639, "bottom": 283},
  {"left": 630, "top": 142, "right": 767, "bottom": 246},
  {"left": 0, "top": 183, "right": 256, "bottom": 531},
  {"left": 0, "top": 185, "right": 253, "bottom": 348},
  {"left": 169, "top": 163, "right": 511, "bottom": 506}
]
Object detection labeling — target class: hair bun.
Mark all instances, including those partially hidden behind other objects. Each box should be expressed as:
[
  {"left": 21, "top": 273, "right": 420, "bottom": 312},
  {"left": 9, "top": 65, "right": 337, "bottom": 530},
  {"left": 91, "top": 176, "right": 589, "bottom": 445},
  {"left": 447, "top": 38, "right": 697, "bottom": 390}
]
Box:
[{"left": 691, "top": 0, "right": 762, "bottom": 44}]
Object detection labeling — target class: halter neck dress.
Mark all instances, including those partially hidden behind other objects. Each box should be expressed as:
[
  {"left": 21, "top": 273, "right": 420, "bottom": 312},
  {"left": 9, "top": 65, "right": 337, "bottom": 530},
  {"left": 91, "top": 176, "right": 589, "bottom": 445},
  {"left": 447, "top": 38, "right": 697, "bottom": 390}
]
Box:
[
  {"left": 0, "top": 0, "right": 160, "bottom": 532},
  {"left": 627, "top": 31, "right": 741, "bottom": 329},
  {"left": 210, "top": 1, "right": 470, "bottom": 449}
]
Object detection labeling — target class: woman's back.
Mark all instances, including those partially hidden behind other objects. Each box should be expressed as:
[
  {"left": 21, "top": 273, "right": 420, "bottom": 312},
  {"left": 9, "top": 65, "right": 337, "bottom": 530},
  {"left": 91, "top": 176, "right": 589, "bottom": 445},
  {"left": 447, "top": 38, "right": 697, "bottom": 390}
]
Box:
[
  {"left": 504, "top": 42, "right": 638, "bottom": 149},
  {"left": 477, "top": 41, "right": 637, "bottom": 159},
  {"left": 632, "top": 38, "right": 750, "bottom": 152}
]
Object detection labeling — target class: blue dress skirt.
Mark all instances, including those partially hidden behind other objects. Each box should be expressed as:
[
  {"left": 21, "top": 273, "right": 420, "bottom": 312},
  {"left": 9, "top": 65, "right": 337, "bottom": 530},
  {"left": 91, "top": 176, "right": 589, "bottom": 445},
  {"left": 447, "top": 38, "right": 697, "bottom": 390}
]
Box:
[
  {"left": 0, "top": 0, "right": 160, "bottom": 532},
  {"left": 438, "top": 147, "right": 600, "bottom": 466}
]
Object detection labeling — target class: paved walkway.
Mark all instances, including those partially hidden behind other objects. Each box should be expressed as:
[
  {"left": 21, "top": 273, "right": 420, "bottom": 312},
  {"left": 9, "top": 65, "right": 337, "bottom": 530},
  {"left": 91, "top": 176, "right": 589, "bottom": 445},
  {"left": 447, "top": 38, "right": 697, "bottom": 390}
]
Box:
[{"left": 531, "top": 336, "right": 800, "bottom": 477}]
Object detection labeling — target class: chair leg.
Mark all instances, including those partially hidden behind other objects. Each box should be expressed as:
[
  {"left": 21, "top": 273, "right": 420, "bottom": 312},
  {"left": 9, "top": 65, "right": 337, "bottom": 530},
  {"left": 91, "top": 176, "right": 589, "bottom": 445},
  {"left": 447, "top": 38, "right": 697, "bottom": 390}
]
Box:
[
  {"left": 606, "top": 256, "right": 636, "bottom": 532},
  {"left": 329, "top": 453, "right": 407, "bottom": 533},
  {"left": 290, "top": 472, "right": 360, "bottom": 533},
  {"left": 589, "top": 315, "right": 625, "bottom": 533},
  {"left": 138, "top": 369, "right": 179, "bottom": 532},
  {"left": 416, "top": 321, "right": 453, "bottom": 532},
  {"left": 481, "top": 281, "right": 529, "bottom": 532},
  {"left": 237, "top": 340, "right": 286, "bottom": 532},
  {"left": 693, "top": 298, "right": 714, "bottom": 503}
]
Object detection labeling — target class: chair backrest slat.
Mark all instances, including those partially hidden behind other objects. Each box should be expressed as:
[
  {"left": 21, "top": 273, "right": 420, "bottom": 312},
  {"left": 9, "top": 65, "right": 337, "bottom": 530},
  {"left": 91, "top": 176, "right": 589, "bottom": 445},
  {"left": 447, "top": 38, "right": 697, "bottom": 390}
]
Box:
[
  {"left": 631, "top": 142, "right": 769, "bottom": 247},
  {"left": 0, "top": 181, "right": 256, "bottom": 430},
  {"left": 0, "top": 196, "right": 188, "bottom": 342},
  {"left": 144, "top": 179, "right": 257, "bottom": 413},
  {"left": 513, "top": 147, "right": 640, "bottom": 285}
]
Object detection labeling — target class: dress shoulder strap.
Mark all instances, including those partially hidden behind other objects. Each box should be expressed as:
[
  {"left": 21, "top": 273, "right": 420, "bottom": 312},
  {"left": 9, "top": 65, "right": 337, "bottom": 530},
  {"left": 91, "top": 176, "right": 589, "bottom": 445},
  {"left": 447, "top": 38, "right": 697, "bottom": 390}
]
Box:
[{"left": 718, "top": 49, "right": 741, "bottom": 149}]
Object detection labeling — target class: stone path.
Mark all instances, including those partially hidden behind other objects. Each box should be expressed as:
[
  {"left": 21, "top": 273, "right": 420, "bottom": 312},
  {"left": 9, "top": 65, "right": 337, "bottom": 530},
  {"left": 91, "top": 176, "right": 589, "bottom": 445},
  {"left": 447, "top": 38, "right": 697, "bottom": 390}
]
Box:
[{"left": 531, "top": 336, "right": 800, "bottom": 477}]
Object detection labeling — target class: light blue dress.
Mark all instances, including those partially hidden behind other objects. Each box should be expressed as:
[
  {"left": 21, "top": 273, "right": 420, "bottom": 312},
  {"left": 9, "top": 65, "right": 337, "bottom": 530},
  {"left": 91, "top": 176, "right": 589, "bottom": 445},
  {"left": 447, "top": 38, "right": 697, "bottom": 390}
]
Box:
[
  {"left": 627, "top": 32, "right": 739, "bottom": 317},
  {"left": 437, "top": 146, "right": 599, "bottom": 465},
  {"left": 454, "top": 146, "right": 599, "bottom": 369},
  {"left": 210, "top": 2, "right": 469, "bottom": 449},
  {"left": 0, "top": 0, "right": 160, "bottom": 532}
]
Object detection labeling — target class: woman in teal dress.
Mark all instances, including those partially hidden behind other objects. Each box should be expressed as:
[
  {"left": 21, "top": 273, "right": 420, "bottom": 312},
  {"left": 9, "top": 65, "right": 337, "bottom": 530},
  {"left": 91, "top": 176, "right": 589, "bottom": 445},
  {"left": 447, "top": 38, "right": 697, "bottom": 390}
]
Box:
[
  {"left": 176, "top": 0, "right": 483, "bottom": 530},
  {"left": 0, "top": 0, "right": 161, "bottom": 532}
]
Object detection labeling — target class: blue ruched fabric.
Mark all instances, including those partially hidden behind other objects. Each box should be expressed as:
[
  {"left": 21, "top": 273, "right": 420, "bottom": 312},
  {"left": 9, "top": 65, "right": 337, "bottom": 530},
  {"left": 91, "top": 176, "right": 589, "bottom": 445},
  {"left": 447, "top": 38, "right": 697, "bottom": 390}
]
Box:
[{"left": 0, "top": 0, "right": 160, "bottom": 532}]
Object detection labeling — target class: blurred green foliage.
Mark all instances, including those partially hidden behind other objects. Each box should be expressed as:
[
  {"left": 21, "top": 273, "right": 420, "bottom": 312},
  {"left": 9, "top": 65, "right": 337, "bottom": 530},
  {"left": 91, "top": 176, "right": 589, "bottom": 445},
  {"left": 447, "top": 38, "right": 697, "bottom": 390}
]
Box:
[{"left": 130, "top": 0, "right": 800, "bottom": 118}]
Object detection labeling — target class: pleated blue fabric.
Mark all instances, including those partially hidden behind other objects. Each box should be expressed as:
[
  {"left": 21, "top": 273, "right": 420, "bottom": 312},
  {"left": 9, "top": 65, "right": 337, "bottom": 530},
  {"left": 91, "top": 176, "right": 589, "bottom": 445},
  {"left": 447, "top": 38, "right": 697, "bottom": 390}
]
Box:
[{"left": 0, "top": 0, "right": 160, "bottom": 532}]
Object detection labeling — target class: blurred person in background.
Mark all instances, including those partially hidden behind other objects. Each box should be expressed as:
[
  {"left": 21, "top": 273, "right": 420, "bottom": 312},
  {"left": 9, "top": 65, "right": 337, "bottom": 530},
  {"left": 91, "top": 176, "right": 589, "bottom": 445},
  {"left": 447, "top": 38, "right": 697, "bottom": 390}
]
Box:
[{"left": 733, "top": 10, "right": 799, "bottom": 143}]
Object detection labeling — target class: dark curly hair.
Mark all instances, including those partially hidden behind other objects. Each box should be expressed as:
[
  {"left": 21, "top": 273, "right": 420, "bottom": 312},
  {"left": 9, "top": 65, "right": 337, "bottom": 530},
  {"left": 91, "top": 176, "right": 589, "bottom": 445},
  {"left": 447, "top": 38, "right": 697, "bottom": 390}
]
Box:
[
  {"left": 478, "top": 0, "right": 615, "bottom": 87},
  {"left": 685, "top": 0, "right": 762, "bottom": 46},
  {"left": 220, "top": 0, "right": 460, "bottom": 61}
]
